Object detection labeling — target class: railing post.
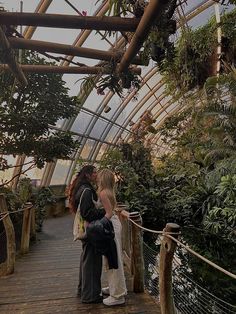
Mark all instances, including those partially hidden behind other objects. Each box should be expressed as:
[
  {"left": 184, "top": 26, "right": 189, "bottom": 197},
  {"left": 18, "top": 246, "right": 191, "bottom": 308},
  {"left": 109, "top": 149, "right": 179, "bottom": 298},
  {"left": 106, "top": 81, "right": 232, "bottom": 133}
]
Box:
[
  {"left": 0, "top": 193, "right": 16, "bottom": 276},
  {"left": 20, "top": 202, "right": 33, "bottom": 254},
  {"left": 130, "top": 212, "right": 144, "bottom": 292},
  {"left": 159, "top": 223, "right": 180, "bottom": 314},
  {"left": 30, "top": 206, "right": 36, "bottom": 241},
  {"left": 117, "top": 204, "right": 130, "bottom": 254}
]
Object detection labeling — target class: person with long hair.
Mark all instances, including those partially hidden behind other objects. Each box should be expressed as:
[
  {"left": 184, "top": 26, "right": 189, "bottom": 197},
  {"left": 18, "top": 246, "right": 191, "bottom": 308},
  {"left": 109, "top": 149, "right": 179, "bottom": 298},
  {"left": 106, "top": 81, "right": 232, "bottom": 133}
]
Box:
[
  {"left": 68, "top": 165, "right": 105, "bottom": 303},
  {"left": 97, "top": 168, "right": 127, "bottom": 306}
]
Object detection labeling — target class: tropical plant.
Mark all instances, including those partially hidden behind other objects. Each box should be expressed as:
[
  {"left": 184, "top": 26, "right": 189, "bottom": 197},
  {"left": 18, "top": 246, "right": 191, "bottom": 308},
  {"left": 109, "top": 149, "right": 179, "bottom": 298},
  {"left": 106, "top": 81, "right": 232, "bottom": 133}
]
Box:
[
  {"left": 96, "top": 0, "right": 147, "bottom": 17},
  {"left": 204, "top": 174, "right": 236, "bottom": 240},
  {"left": 34, "top": 187, "right": 55, "bottom": 232},
  {"left": 17, "top": 177, "right": 32, "bottom": 205},
  {"left": 160, "top": 8, "right": 236, "bottom": 96},
  {"left": 0, "top": 50, "right": 78, "bottom": 183},
  {"left": 80, "top": 66, "right": 141, "bottom": 98}
]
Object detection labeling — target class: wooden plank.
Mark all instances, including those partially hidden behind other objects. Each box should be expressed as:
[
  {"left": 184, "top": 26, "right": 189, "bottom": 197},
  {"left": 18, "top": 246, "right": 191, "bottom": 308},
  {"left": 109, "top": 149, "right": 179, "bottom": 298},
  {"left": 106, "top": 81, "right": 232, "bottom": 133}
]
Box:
[
  {"left": 0, "top": 293, "right": 160, "bottom": 314},
  {"left": 0, "top": 215, "right": 160, "bottom": 313}
]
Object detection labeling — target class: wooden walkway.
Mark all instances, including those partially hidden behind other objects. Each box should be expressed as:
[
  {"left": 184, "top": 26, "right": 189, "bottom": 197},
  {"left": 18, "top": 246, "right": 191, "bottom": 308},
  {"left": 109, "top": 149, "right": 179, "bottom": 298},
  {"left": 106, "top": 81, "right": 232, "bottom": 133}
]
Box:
[{"left": 0, "top": 215, "right": 160, "bottom": 314}]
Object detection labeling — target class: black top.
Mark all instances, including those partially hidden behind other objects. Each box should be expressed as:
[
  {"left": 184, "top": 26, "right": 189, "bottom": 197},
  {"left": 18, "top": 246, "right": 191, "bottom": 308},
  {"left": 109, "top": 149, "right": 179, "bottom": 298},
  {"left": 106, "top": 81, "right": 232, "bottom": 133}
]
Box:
[
  {"left": 86, "top": 216, "right": 118, "bottom": 269},
  {"left": 75, "top": 182, "right": 105, "bottom": 223}
]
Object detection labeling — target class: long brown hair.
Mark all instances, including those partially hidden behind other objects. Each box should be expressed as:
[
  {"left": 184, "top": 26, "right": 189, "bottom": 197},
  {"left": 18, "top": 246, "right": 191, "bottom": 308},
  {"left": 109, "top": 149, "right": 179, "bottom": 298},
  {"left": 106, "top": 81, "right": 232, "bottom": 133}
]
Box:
[
  {"left": 68, "top": 165, "right": 96, "bottom": 213},
  {"left": 97, "top": 168, "right": 116, "bottom": 210}
]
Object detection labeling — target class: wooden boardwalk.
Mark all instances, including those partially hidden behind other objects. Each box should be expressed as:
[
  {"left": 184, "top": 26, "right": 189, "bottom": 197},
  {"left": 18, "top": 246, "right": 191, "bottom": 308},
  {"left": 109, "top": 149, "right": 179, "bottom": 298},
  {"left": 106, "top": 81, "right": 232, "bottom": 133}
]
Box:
[{"left": 0, "top": 215, "right": 160, "bottom": 314}]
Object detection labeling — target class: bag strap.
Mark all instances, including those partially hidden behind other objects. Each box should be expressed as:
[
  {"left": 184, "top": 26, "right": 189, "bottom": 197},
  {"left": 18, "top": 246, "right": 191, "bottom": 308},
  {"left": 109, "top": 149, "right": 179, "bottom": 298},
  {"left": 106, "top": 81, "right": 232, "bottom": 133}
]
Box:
[{"left": 77, "top": 188, "right": 91, "bottom": 213}]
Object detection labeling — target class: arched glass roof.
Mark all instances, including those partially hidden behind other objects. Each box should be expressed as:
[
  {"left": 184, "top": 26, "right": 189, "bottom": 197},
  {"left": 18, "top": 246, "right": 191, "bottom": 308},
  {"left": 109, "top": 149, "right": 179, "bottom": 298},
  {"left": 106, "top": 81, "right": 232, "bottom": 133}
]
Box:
[{"left": 1, "top": 0, "right": 234, "bottom": 185}]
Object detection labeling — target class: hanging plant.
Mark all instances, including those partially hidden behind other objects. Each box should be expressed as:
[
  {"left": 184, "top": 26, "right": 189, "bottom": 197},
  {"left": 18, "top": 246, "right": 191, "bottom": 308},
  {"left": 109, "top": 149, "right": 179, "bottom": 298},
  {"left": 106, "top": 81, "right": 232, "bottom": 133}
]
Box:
[
  {"left": 95, "top": 0, "right": 142, "bottom": 17},
  {"left": 160, "top": 8, "right": 236, "bottom": 96},
  {"left": 141, "top": 0, "right": 178, "bottom": 66},
  {"left": 79, "top": 62, "right": 141, "bottom": 98}
]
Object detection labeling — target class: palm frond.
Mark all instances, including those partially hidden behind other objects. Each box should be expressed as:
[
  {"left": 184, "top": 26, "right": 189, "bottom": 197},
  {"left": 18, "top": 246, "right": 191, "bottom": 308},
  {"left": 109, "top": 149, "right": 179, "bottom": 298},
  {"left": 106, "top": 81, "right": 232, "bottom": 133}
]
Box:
[{"left": 204, "top": 148, "right": 236, "bottom": 166}]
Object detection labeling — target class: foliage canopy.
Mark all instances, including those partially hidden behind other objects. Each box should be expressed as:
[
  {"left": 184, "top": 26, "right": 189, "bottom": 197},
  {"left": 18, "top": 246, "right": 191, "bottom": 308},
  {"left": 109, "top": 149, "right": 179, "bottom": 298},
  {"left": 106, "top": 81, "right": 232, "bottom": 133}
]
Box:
[{"left": 0, "top": 51, "right": 78, "bottom": 172}]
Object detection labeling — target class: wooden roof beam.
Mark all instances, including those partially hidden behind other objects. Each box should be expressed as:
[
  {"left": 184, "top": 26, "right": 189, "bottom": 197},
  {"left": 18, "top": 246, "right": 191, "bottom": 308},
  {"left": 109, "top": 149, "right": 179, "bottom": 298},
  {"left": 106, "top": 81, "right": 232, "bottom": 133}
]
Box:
[
  {"left": 0, "top": 12, "right": 140, "bottom": 32},
  {"left": 0, "top": 26, "right": 27, "bottom": 86},
  {"left": 117, "top": 0, "right": 166, "bottom": 74},
  {"left": 0, "top": 64, "right": 141, "bottom": 75},
  {"left": 8, "top": 37, "right": 144, "bottom": 65}
]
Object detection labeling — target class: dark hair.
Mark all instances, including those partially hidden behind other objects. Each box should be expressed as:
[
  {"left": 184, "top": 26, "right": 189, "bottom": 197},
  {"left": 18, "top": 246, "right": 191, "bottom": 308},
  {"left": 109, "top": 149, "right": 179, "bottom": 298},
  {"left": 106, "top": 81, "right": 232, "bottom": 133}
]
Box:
[{"left": 68, "top": 165, "right": 96, "bottom": 213}]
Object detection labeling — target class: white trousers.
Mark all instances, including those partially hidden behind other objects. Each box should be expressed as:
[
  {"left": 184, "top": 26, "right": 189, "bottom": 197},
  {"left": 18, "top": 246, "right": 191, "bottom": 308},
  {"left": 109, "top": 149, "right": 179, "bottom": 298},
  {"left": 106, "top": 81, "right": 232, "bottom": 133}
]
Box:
[{"left": 105, "top": 215, "right": 127, "bottom": 298}]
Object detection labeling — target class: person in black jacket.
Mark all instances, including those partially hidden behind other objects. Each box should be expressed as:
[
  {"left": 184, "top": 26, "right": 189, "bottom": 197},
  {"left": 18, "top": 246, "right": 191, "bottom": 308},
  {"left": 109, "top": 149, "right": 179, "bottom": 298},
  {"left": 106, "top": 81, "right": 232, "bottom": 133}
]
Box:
[
  {"left": 68, "top": 165, "right": 105, "bottom": 303},
  {"left": 86, "top": 216, "right": 118, "bottom": 270}
]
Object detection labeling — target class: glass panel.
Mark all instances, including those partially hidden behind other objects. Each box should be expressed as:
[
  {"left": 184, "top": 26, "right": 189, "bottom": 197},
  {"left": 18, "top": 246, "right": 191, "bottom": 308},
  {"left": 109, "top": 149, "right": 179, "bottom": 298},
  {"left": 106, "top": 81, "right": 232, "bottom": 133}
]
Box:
[
  {"left": 100, "top": 94, "right": 121, "bottom": 119},
  {"left": 89, "top": 119, "right": 111, "bottom": 139},
  {"left": 166, "top": 102, "right": 178, "bottom": 113},
  {"left": 83, "top": 89, "right": 104, "bottom": 111},
  {"left": 187, "top": 6, "right": 215, "bottom": 29},
  {"left": 96, "top": 143, "right": 108, "bottom": 161},
  {"left": 21, "top": 157, "right": 46, "bottom": 184},
  {"left": 80, "top": 139, "right": 96, "bottom": 160},
  {"left": 103, "top": 125, "right": 120, "bottom": 142},
  {"left": 71, "top": 111, "right": 93, "bottom": 134},
  {"left": 4, "top": 1, "right": 38, "bottom": 13},
  {"left": 0, "top": 155, "right": 16, "bottom": 185},
  {"left": 146, "top": 72, "right": 162, "bottom": 89},
  {"left": 50, "top": 159, "right": 72, "bottom": 185},
  {"left": 82, "top": 30, "right": 112, "bottom": 51}
]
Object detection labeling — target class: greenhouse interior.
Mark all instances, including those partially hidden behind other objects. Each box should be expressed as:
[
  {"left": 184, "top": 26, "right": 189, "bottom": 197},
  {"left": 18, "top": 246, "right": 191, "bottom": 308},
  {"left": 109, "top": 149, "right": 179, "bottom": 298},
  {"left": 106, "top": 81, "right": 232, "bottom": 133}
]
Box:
[{"left": 0, "top": 0, "right": 236, "bottom": 313}]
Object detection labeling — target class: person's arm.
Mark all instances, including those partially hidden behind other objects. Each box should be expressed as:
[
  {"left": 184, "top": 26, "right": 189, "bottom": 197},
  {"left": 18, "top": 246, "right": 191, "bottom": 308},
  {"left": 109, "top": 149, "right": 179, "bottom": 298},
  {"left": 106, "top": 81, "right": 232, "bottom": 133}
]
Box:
[
  {"left": 80, "top": 189, "right": 105, "bottom": 222},
  {"left": 99, "top": 190, "right": 113, "bottom": 219}
]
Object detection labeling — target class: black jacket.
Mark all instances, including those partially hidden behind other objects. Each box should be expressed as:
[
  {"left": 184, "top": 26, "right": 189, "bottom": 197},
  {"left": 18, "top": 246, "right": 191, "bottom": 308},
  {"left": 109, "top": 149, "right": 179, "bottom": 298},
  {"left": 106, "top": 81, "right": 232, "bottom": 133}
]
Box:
[
  {"left": 75, "top": 183, "right": 105, "bottom": 222},
  {"left": 86, "top": 216, "right": 118, "bottom": 270}
]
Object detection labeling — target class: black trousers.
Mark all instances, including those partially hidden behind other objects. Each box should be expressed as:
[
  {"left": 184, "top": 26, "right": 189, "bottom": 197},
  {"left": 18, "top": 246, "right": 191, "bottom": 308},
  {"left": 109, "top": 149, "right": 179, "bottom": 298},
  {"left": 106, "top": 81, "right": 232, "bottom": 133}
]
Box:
[{"left": 78, "top": 240, "right": 102, "bottom": 303}]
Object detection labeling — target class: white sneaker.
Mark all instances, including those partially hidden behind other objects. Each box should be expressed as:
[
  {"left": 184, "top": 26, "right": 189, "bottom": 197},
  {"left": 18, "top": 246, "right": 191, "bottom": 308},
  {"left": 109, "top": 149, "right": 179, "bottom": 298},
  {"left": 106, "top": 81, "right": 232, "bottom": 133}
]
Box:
[
  {"left": 103, "top": 296, "right": 125, "bottom": 306},
  {"left": 102, "top": 287, "right": 110, "bottom": 295}
]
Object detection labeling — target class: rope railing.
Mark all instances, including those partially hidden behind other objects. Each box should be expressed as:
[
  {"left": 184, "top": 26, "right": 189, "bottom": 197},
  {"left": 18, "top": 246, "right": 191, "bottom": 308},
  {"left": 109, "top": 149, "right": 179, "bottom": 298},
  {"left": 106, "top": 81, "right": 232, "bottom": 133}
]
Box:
[
  {"left": 128, "top": 215, "right": 236, "bottom": 280},
  {"left": 168, "top": 234, "right": 236, "bottom": 280},
  {"left": 129, "top": 216, "right": 181, "bottom": 235},
  {"left": 0, "top": 205, "right": 33, "bottom": 216},
  {"left": 0, "top": 213, "right": 9, "bottom": 222},
  {"left": 142, "top": 240, "right": 236, "bottom": 314},
  {"left": 118, "top": 209, "right": 236, "bottom": 314},
  {"left": 172, "top": 258, "right": 236, "bottom": 314},
  {"left": 0, "top": 207, "right": 32, "bottom": 222}
]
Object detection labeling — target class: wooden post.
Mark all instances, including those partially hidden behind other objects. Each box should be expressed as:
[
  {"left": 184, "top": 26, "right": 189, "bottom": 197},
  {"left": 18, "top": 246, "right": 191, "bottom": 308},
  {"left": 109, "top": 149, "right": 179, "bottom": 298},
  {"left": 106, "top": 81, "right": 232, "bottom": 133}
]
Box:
[
  {"left": 118, "top": 206, "right": 131, "bottom": 265},
  {"left": 0, "top": 194, "right": 16, "bottom": 276},
  {"left": 20, "top": 203, "right": 33, "bottom": 254},
  {"left": 130, "top": 212, "right": 144, "bottom": 292},
  {"left": 119, "top": 207, "right": 133, "bottom": 291},
  {"left": 159, "top": 223, "right": 180, "bottom": 314},
  {"left": 30, "top": 207, "right": 36, "bottom": 241}
]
